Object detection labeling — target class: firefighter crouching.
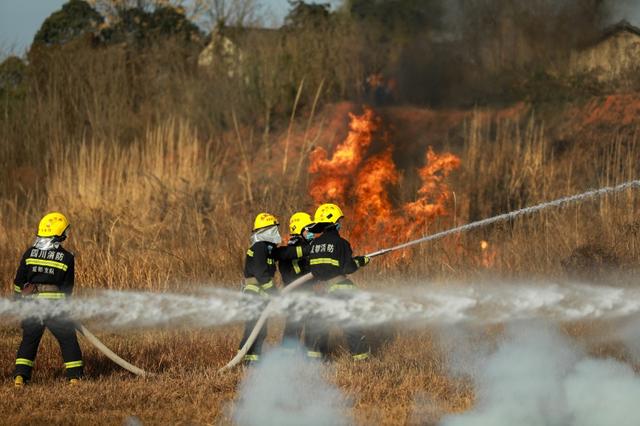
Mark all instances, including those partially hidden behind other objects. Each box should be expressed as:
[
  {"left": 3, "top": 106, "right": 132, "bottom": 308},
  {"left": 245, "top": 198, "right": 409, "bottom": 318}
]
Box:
[
  {"left": 307, "top": 203, "right": 371, "bottom": 361},
  {"left": 277, "top": 212, "right": 315, "bottom": 350},
  {"left": 13, "top": 212, "right": 83, "bottom": 386}
]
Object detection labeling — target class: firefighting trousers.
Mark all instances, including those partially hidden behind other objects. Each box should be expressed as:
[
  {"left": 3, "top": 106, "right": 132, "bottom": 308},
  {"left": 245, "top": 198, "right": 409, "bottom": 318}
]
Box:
[
  {"left": 239, "top": 317, "right": 268, "bottom": 361},
  {"left": 238, "top": 284, "right": 272, "bottom": 362},
  {"left": 282, "top": 317, "right": 303, "bottom": 348},
  {"left": 282, "top": 316, "right": 320, "bottom": 351},
  {"left": 281, "top": 286, "right": 315, "bottom": 350},
  {"left": 14, "top": 316, "right": 83, "bottom": 379},
  {"left": 304, "top": 288, "right": 370, "bottom": 360}
]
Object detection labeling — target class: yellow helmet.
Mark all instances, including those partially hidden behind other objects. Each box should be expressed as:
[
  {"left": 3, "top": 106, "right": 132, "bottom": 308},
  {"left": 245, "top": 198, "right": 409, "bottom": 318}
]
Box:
[
  {"left": 253, "top": 212, "right": 279, "bottom": 231},
  {"left": 37, "top": 212, "right": 70, "bottom": 238},
  {"left": 314, "top": 203, "right": 344, "bottom": 224},
  {"left": 289, "top": 212, "right": 314, "bottom": 235}
]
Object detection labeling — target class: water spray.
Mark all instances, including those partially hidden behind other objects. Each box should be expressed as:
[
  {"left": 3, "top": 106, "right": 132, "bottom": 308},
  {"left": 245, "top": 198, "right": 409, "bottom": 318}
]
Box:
[{"left": 221, "top": 179, "right": 640, "bottom": 371}]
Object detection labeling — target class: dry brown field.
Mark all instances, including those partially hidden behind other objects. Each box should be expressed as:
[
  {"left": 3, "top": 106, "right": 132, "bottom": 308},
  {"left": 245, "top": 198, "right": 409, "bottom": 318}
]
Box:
[{"left": 0, "top": 96, "right": 639, "bottom": 424}]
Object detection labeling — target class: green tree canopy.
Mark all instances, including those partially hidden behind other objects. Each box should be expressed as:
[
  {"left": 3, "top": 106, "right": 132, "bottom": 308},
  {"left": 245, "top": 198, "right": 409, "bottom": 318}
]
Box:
[
  {"left": 101, "top": 6, "right": 203, "bottom": 46},
  {"left": 33, "top": 0, "right": 103, "bottom": 46}
]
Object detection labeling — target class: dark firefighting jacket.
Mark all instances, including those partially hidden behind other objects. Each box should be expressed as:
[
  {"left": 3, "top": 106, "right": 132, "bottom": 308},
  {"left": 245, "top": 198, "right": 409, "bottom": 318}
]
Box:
[
  {"left": 14, "top": 246, "right": 75, "bottom": 298},
  {"left": 244, "top": 241, "right": 278, "bottom": 294},
  {"left": 308, "top": 227, "right": 360, "bottom": 289},
  {"left": 277, "top": 236, "right": 311, "bottom": 286},
  {"left": 244, "top": 240, "right": 309, "bottom": 295}
]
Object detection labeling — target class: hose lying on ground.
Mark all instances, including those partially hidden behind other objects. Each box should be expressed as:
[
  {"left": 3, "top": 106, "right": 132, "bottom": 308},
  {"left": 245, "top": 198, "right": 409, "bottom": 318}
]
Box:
[
  {"left": 77, "top": 324, "right": 150, "bottom": 377},
  {"left": 220, "top": 179, "right": 640, "bottom": 372}
]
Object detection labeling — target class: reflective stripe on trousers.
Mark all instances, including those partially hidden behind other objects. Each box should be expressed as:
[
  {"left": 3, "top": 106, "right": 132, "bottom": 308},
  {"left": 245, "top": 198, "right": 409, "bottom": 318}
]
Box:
[
  {"left": 15, "top": 358, "right": 34, "bottom": 367},
  {"left": 352, "top": 352, "right": 370, "bottom": 361},
  {"left": 65, "top": 360, "right": 83, "bottom": 369}
]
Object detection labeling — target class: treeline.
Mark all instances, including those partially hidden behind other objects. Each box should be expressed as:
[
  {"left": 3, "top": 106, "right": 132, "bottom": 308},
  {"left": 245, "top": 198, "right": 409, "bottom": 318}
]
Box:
[{"left": 0, "top": 0, "right": 624, "bottom": 199}]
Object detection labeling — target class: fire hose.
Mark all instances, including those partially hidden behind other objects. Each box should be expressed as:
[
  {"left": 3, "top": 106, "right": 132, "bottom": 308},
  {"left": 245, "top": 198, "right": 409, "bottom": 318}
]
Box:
[
  {"left": 76, "top": 324, "right": 150, "bottom": 377},
  {"left": 219, "top": 179, "right": 640, "bottom": 372}
]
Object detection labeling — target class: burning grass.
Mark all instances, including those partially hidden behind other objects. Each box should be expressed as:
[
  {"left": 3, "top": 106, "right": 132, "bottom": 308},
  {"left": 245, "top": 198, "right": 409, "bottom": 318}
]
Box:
[{"left": 308, "top": 108, "right": 461, "bottom": 252}]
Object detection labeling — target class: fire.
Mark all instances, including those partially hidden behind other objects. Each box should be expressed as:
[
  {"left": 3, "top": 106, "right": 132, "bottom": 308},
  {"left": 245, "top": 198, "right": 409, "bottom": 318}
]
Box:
[
  {"left": 308, "top": 109, "right": 380, "bottom": 205},
  {"left": 309, "top": 108, "right": 461, "bottom": 252},
  {"left": 404, "top": 147, "right": 461, "bottom": 234},
  {"left": 479, "top": 240, "right": 497, "bottom": 268}
]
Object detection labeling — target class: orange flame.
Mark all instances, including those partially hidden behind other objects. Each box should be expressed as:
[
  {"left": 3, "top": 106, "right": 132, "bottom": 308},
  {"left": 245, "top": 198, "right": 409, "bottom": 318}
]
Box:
[
  {"left": 309, "top": 109, "right": 380, "bottom": 205},
  {"left": 404, "top": 147, "right": 461, "bottom": 234},
  {"left": 478, "top": 240, "right": 497, "bottom": 268},
  {"left": 309, "top": 108, "right": 461, "bottom": 252}
]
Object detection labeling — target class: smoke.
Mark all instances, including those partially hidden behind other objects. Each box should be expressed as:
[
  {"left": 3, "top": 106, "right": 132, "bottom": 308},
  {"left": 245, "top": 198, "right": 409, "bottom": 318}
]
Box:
[
  {"left": 233, "top": 347, "right": 349, "bottom": 426},
  {"left": 610, "top": 315, "right": 640, "bottom": 362},
  {"left": 604, "top": 0, "right": 640, "bottom": 25},
  {"left": 439, "top": 322, "right": 640, "bottom": 426},
  {"left": 388, "top": 0, "right": 611, "bottom": 105}
]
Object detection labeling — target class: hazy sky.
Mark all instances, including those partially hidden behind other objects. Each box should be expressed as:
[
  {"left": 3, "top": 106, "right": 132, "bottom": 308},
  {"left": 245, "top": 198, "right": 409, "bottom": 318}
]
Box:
[{"left": 0, "top": 0, "right": 341, "bottom": 54}]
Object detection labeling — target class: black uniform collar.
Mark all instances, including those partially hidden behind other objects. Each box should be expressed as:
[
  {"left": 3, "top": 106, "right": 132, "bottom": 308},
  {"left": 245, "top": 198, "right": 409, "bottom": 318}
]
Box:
[
  {"left": 288, "top": 235, "right": 306, "bottom": 245},
  {"left": 322, "top": 226, "right": 340, "bottom": 236}
]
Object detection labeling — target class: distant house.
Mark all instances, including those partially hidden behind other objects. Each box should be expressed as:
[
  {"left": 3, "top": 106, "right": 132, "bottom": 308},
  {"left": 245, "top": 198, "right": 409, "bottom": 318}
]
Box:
[
  {"left": 198, "top": 26, "right": 280, "bottom": 77},
  {"left": 571, "top": 20, "right": 640, "bottom": 83}
]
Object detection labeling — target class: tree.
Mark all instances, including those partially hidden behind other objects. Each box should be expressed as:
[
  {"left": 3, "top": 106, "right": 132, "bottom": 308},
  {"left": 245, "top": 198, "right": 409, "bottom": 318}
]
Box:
[
  {"left": 194, "top": 0, "right": 259, "bottom": 29},
  {"left": 0, "top": 56, "right": 27, "bottom": 94},
  {"left": 33, "top": 0, "right": 104, "bottom": 46},
  {"left": 99, "top": 5, "right": 204, "bottom": 46},
  {"left": 284, "top": 1, "right": 332, "bottom": 30},
  {"left": 89, "top": 0, "right": 259, "bottom": 30}
]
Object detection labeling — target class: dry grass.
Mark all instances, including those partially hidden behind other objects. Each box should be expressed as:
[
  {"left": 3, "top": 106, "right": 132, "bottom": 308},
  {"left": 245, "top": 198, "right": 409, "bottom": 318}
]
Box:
[
  {"left": 2, "top": 39, "right": 640, "bottom": 423},
  {"left": 0, "top": 323, "right": 479, "bottom": 425},
  {"left": 0, "top": 100, "right": 639, "bottom": 423}
]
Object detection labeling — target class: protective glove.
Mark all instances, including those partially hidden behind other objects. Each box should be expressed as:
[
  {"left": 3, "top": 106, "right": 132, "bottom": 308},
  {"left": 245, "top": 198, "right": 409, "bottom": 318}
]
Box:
[
  {"left": 354, "top": 256, "right": 370, "bottom": 267},
  {"left": 22, "top": 283, "right": 37, "bottom": 296}
]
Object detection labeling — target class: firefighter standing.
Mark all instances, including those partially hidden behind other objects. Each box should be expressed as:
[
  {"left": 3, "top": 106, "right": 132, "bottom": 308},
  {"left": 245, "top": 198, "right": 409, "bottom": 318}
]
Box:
[
  {"left": 307, "top": 203, "right": 371, "bottom": 361},
  {"left": 277, "top": 212, "right": 315, "bottom": 349},
  {"left": 12, "top": 212, "right": 83, "bottom": 386},
  {"left": 238, "top": 212, "right": 309, "bottom": 363}
]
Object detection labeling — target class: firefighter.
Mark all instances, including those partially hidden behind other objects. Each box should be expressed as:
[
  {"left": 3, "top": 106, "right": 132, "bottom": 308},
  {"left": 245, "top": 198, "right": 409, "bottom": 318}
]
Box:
[
  {"left": 12, "top": 212, "right": 83, "bottom": 386},
  {"left": 238, "top": 212, "right": 309, "bottom": 364},
  {"left": 307, "top": 203, "right": 371, "bottom": 361},
  {"left": 276, "top": 212, "right": 315, "bottom": 349}
]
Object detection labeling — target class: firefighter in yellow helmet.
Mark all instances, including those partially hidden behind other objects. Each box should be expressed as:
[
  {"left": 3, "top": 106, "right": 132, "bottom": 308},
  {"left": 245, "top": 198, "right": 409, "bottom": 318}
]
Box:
[
  {"left": 306, "top": 203, "right": 371, "bottom": 361},
  {"left": 12, "top": 212, "right": 83, "bottom": 386},
  {"left": 277, "top": 212, "right": 315, "bottom": 349},
  {"left": 238, "top": 213, "right": 281, "bottom": 363},
  {"left": 238, "top": 212, "right": 307, "bottom": 363}
]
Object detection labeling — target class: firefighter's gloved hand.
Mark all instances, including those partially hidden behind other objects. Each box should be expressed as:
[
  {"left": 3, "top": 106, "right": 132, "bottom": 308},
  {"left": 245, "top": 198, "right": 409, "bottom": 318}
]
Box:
[
  {"left": 22, "top": 283, "right": 37, "bottom": 296},
  {"left": 354, "top": 256, "right": 370, "bottom": 267}
]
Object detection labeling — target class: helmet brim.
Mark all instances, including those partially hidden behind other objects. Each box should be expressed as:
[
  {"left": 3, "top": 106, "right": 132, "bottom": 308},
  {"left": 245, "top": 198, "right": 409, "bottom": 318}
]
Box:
[{"left": 253, "top": 223, "right": 279, "bottom": 232}]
